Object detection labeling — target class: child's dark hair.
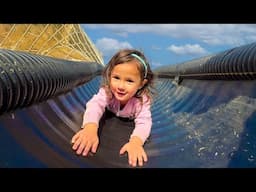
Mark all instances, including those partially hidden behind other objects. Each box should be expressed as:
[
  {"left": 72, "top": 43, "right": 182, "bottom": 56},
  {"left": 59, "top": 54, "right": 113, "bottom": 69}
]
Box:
[{"left": 101, "top": 48, "right": 155, "bottom": 103}]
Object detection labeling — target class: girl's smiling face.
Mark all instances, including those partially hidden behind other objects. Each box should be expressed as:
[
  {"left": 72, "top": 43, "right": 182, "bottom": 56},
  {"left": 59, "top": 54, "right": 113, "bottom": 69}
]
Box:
[{"left": 110, "top": 61, "right": 147, "bottom": 106}]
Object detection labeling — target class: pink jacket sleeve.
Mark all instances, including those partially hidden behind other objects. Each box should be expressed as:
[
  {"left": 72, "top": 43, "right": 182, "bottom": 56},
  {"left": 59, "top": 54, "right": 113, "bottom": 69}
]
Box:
[
  {"left": 81, "top": 87, "right": 109, "bottom": 127},
  {"left": 130, "top": 96, "right": 152, "bottom": 145}
]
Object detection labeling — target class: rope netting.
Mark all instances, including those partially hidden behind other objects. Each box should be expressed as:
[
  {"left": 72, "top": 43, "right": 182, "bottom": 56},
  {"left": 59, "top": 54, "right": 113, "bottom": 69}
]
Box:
[{"left": 0, "top": 24, "right": 104, "bottom": 64}]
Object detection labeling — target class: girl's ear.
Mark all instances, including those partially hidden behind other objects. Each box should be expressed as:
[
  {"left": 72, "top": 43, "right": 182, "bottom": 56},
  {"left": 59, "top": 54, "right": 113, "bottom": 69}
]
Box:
[{"left": 141, "top": 79, "right": 148, "bottom": 88}]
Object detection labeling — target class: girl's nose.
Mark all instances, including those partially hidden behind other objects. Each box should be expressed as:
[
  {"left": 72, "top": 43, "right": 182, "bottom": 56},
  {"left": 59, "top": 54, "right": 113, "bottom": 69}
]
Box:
[{"left": 117, "top": 81, "right": 125, "bottom": 90}]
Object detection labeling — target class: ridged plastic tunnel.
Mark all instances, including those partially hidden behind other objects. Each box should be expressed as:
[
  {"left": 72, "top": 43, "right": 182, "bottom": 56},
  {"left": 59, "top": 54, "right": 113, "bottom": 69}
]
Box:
[{"left": 0, "top": 43, "right": 256, "bottom": 168}]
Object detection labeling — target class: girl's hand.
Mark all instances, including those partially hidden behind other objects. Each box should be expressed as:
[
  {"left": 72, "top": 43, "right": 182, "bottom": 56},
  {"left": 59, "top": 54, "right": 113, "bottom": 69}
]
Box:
[
  {"left": 71, "top": 123, "right": 99, "bottom": 156},
  {"left": 119, "top": 136, "right": 148, "bottom": 167}
]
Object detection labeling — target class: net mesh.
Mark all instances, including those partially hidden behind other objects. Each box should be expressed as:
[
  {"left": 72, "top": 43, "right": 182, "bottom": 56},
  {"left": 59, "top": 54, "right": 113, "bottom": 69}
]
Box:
[{"left": 0, "top": 24, "right": 104, "bottom": 64}]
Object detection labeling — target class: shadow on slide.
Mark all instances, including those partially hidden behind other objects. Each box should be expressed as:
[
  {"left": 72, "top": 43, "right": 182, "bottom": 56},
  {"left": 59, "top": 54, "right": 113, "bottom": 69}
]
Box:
[{"left": 0, "top": 76, "right": 256, "bottom": 168}]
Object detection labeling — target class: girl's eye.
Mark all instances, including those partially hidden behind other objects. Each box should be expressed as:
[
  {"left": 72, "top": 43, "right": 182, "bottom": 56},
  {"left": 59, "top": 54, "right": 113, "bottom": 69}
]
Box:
[
  {"left": 127, "top": 79, "right": 134, "bottom": 83},
  {"left": 112, "top": 76, "right": 119, "bottom": 80}
]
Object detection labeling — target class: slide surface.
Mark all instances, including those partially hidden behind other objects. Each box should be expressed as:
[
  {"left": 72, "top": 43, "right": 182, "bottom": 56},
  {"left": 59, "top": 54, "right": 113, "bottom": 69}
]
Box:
[{"left": 1, "top": 76, "right": 255, "bottom": 168}]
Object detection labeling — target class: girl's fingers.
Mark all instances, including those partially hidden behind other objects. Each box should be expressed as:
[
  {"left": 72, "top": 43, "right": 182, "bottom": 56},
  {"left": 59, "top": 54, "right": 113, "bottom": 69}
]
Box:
[
  {"left": 142, "top": 150, "right": 148, "bottom": 162},
  {"left": 91, "top": 141, "right": 99, "bottom": 153},
  {"left": 137, "top": 156, "right": 143, "bottom": 167},
  {"left": 71, "top": 132, "right": 80, "bottom": 144},
  {"left": 72, "top": 136, "right": 82, "bottom": 150},
  {"left": 76, "top": 139, "right": 87, "bottom": 155},
  {"left": 82, "top": 141, "right": 93, "bottom": 156}
]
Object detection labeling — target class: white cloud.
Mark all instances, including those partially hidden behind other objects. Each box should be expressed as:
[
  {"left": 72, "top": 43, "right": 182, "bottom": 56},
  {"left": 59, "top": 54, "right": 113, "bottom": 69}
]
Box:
[
  {"left": 95, "top": 37, "right": 133, "bottom": 59},
  {"left": 151, "top": 45, "right": 161, "bottom": 50},
  {"left": 151, "top": 61, "right": 163, "bottom": 69},
  {"left": 167, "top": 44, "right": 208, "bottom": 56},
  {"left": 84, "top": 24, "right": 256, "bottom": 46}
]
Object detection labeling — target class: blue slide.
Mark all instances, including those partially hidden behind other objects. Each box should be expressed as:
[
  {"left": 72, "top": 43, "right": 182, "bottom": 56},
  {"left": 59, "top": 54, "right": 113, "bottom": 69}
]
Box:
[{"left": 0, "top": 43, "right": 256, "bottom": 168}]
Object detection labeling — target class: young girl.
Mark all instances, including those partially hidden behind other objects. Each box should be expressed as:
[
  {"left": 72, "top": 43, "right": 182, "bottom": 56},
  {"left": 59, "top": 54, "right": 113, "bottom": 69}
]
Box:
[{"left": 71, "top": 49, "right": 154, "bottom": 167}]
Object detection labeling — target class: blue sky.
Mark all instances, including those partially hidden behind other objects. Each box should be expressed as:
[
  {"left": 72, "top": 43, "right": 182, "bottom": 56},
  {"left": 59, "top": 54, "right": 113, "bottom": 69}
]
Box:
[{"left": 82, "top": 24, "right": 256, "bottom": 69}]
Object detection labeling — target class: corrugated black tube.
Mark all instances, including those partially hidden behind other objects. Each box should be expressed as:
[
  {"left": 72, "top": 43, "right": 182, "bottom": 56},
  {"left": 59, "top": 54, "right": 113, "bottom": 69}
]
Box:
[
  {"left": 154, "top": 42, "right": 256, "bottom": 81},
  {"left": 0, "top": 49, "right": 103, "bottom": 115}
]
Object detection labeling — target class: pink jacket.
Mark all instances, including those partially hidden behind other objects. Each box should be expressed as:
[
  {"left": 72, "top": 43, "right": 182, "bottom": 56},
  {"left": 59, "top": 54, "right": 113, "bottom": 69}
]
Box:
[{"left": 82, "top": 87, "right": 152, "bottom": 144}]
